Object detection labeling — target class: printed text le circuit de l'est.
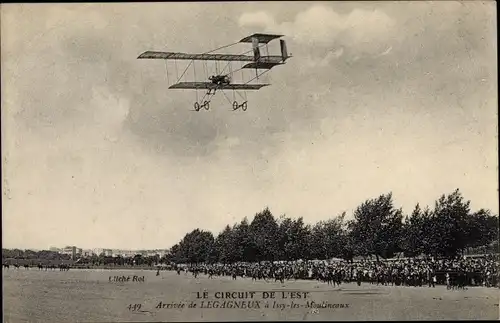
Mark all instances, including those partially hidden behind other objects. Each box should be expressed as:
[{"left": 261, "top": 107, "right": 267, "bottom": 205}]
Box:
[{"left": 196, "top": 291, "right": 310, "bottom": 299}]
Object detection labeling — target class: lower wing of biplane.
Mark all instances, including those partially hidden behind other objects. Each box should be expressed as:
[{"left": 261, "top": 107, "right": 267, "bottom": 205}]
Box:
[
  {"left": 169, "top": 82, "right": 269, "bottom": 111},
  {"left": 169, "top": 82, "right": 269, "bottom": 90},
  {"left": 137, "top": 33, "right": 291, "bottom": 112}
]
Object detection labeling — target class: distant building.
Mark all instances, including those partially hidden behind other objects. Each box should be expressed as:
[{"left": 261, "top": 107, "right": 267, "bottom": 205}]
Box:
[
  {"left": 146, "top": 250, "right": 169, "bottom": 257},
  {"left": 61, "top": 246, "right": 77, "bottom": 260},
  {"left": 82, "top": 249, "right": 93, "bottom": 257},
  {"left": 158, "top": 249, "right": 170, "bottom": 258},
  {"left": 127, "top": 250, "right": 139, "bottom": 257},
  {"left": 62, "top": 247, "right": 170, "bottom": 258},
  {"left": 91, "top": 248, "right": 112, "bottom": 257},
  {"left": 112, "top": 249, "right": 135, "bottom": 257}
]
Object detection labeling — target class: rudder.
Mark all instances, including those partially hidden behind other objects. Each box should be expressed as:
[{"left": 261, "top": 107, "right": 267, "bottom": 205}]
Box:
[{"left": 280, "top": 39, "right": 289, "bottom": 61}]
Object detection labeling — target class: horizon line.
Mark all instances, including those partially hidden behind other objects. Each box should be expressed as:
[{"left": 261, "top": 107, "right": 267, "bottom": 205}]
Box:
[{"left": 2, "top": 246, "right": 171, "bottom": 252}]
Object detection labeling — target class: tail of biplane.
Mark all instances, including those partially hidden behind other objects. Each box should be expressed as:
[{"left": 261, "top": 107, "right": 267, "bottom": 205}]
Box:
[
  {"left": 280, "top": 39, "right": 290, "bottom": 62},
  {"left": 252, "top": 36, "right": 290, "bottom": 63}
]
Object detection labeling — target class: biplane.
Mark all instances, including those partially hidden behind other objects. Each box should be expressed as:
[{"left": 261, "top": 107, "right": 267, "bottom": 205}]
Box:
[{"left": 137, "top": 33, "right": 291, "bottom": 111}]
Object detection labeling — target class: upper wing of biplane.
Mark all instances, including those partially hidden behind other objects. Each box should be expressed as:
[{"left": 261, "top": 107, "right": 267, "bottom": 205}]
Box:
[
  {"left": 169, "top": 82, "right": 269, "bottom": 90},
  {"left": 138, "top": 51, "right": 254, "bottom": 61},
  {"left": 137, "top": 51, "right": 283, "bottom": 64}
]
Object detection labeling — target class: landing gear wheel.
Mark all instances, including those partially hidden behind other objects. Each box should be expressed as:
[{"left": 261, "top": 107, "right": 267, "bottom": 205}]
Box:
[
  {"left": 194, "top": 102, "right": 201, "bottom": 111},
  {"left": 242, "top": 101, "right": 248, "bottom": 111},
  {"left": 232, "top": 101, "right": 239, "bottom": 111},
  {"left": 204, "top": 101, "right": 210, "bottom": 110}
]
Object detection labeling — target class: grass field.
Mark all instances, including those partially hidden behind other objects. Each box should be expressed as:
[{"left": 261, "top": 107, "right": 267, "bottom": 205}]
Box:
[{"left": 3, "top": 268, "right": 499, "bottom": 322}]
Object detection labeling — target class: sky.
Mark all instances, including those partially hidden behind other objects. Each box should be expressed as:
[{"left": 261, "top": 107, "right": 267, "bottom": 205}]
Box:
[{"left": 1, "top": 2, "right": 497, "bottom": 250}]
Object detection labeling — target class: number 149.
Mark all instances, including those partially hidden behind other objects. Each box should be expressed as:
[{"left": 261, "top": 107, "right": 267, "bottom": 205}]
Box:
[{"left": 128, "top": 304, "right": 142, "bottom": 311}]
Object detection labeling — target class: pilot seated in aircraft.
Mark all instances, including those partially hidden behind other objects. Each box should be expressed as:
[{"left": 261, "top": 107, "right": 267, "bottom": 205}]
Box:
[{"left": 209, "top": 75, "right": 230, "bottom": 86}]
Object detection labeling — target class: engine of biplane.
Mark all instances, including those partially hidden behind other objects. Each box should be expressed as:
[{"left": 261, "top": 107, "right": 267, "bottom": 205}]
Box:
[{"left": 208, "top": 74, "right": 231, "bottom": 85}]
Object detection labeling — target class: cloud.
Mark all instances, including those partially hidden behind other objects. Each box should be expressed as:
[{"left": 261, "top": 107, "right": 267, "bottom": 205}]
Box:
[
  {"left": 238, "top": 11, "right": 276, "bottom": 29},
  {"left": 239, "top": 5, "right": 396, "bottom": 54},
  {"left": 302, "top": 47, "right": 345, "bottom": 69}
]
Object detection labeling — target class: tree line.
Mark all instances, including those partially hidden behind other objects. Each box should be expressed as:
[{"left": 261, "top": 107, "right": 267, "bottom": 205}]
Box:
[
  {"left": 2, "top": 249, "right": 164, "bottom": 267},
  {"left": 2, "top": 249, "right": 72, "bottom": 261},
  {"left": 166, "top": 189, "right": 498, "bottom": 264}
]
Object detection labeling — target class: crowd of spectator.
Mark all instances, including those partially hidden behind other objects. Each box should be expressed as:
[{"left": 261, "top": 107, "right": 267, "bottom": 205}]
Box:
[{"left": 169, "top": 255, "right": 498, "bottom": 289}]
